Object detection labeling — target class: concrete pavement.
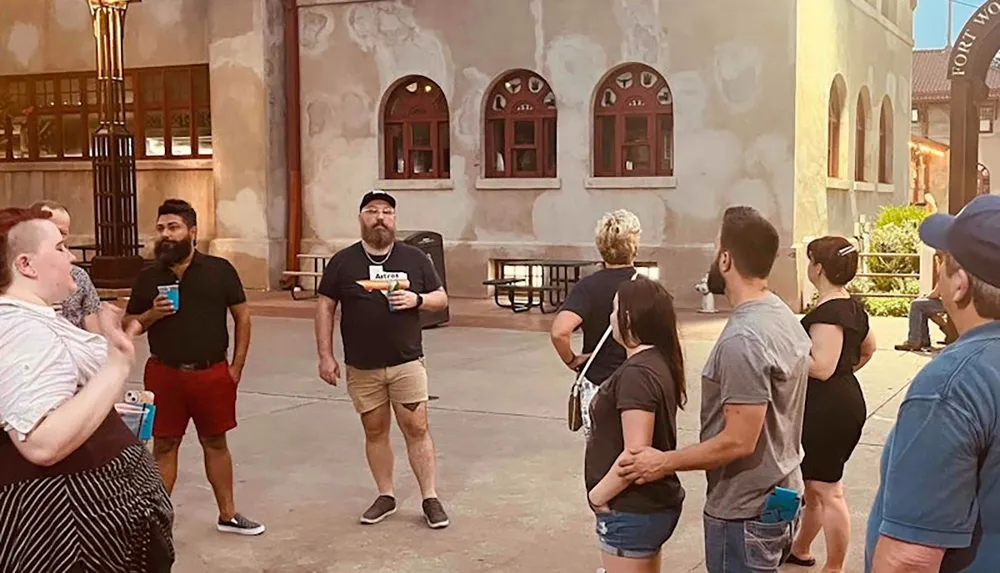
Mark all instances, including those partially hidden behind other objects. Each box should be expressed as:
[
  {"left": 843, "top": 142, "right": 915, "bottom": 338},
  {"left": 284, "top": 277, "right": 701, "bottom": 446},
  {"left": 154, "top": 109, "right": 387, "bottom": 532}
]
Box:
[{"left": 125, "top": 313, "right": 934, "bottom": 572}]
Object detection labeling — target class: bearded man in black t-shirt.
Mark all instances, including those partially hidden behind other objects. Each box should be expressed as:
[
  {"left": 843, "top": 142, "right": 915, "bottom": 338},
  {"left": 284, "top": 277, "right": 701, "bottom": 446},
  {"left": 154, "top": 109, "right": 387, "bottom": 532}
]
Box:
[{"left": 314, "top": 190, "right": 450, "bottom": 529}]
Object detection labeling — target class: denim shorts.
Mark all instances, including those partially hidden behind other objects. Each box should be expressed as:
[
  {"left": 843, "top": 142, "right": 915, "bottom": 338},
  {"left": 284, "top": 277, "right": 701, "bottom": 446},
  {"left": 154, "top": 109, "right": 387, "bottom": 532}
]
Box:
[{"left": 594, "top": 508, "right": 682, "bottom": 558}]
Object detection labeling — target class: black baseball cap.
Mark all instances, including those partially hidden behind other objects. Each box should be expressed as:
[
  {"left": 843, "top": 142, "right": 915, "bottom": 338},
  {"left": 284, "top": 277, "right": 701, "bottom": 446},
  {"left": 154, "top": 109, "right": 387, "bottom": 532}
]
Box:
[
  {"left": 919, "top": 194, "right": 1000, "bottom": 288},
  {"left": 359, "top": 189, "right": 396, "bottom": 211}
]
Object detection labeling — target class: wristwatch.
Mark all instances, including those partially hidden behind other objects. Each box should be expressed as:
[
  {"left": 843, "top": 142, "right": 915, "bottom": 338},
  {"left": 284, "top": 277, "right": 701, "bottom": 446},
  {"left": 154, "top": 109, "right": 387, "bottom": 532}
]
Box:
[{"left": 415, "top": 292, "right": 424, "bottom": 309}]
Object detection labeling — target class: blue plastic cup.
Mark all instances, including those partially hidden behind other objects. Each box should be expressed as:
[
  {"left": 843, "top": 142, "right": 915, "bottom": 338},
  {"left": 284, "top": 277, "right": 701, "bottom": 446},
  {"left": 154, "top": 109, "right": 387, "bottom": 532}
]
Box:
[{"left": 157, "top": 284, "right": 180, "bottom": 311}]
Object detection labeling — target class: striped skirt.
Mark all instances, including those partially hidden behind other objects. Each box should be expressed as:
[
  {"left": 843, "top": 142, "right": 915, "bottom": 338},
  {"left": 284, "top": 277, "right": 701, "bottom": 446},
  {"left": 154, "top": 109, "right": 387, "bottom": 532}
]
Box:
[{"left": 0, "top": 444, "right": 175, "bottom": 573}]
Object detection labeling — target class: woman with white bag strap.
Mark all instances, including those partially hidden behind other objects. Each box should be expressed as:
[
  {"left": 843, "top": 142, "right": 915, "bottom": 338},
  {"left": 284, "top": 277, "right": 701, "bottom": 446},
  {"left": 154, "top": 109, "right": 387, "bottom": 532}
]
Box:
[{"left": 550, "top": 210, "right": 642, "bottom": 436}]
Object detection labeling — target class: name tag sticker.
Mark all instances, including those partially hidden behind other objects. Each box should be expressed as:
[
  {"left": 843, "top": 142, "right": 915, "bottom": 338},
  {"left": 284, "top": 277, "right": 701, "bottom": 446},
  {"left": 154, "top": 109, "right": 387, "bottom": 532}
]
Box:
[
  {"left": 368, "top": 265, "right": 384, "bottom": 280},
  {"left": 372, "top": 271, "right": 407, "bottom": 281}
]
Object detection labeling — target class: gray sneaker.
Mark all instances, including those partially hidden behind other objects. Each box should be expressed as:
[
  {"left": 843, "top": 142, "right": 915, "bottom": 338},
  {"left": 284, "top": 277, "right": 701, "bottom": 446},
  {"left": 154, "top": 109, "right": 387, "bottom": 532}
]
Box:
[
  {"left": 217, "top": 513, "right": 265, "bottom": 536},
  {"left": 360, "top": 495, "right": 397, "bottom": 524},
  {"left": 422, "top": 497, "right": 450, "bottom": 529}
]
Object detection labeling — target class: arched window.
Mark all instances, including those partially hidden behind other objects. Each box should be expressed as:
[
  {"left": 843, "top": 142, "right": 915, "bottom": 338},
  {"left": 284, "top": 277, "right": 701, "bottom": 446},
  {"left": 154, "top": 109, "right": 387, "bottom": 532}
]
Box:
[
  {"left": 828, "top": 79, "right": 845, "bottom": 178},
  {"left": 484, "top": 70, "right": 557, "bottom": 178},
  {"left": 593, "top": 63, "right": 673, "bottom": 177},
  {"left": 382, "top": 76, "right": 450, "bottom": 179},
  {"left": 855, "top": 88, "right": 870, "bottom": 181},
  {"left": 878, "top": 97, "right": 893, "bottom": 184}
]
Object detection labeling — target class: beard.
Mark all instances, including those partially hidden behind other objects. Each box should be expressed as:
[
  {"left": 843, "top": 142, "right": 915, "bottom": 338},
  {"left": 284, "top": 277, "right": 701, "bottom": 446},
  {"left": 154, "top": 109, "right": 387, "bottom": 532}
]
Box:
[
  {"left": 706, "top": 254, "right": 727, "bottom": 295},
  {"left": 361, "top": 222, "right": 395, "bottom": 250},
  {"left": 155, "top": 235, "right": 193, "bottom": 266}
]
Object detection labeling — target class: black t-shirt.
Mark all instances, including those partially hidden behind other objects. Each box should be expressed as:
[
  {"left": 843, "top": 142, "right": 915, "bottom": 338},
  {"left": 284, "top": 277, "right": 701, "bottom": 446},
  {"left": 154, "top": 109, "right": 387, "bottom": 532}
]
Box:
[
  {"left": 318, "top": 241, "right": 443, "bottom": 369},
  {"left": 125, "top": 251, "right": 247, "bottom": 364},
  {"left": 560, "top": 267, "right": 636, "bottom": 385},
  {"left": 584, "top": 348, "right": 685, "bottom": 513},
  {"left": 800, "top": 297, "right": 870, "bottom": 380}
]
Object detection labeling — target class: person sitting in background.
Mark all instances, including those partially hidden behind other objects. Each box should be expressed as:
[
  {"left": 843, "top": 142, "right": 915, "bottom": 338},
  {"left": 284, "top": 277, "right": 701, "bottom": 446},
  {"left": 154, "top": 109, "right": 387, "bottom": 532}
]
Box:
[
  {"left": 28, "top": 200, "right": 101, "bottom": 333},
  {"left": 895, "top": 253, "right": 958, "bottom": 352}
]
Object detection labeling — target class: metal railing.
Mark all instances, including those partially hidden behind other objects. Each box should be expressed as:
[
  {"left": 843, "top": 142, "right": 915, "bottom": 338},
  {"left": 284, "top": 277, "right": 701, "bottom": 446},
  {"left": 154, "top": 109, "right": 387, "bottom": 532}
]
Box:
[{"left": 852, "top": 252, "right": 921, "bottom": 299}]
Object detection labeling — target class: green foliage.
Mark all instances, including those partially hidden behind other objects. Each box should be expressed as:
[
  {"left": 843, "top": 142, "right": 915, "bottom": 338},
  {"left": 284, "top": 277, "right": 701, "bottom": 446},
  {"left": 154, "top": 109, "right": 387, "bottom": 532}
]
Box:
[
  {"left": 873, "top": 204, "right": 928, "bottom": 229},
  {"left": 862, "top": 297, "right": 914, "bottom": 317},
  {"left": 846, "top": 204, "right": 928, "bottom": 317}
]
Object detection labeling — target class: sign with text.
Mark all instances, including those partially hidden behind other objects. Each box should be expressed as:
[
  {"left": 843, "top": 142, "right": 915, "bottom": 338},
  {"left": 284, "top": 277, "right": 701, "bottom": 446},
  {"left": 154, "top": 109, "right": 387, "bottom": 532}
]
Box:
[{"left": 952, "top": 1, "right": 1000, "bottom": 77}]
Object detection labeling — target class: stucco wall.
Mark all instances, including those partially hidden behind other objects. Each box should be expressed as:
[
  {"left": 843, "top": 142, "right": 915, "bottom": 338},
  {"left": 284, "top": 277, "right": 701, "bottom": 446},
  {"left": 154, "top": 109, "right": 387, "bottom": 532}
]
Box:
[
  {"left": 0, "top": 0, "right": 208, "bottom": 74},
  {"left": 794, "top": 0, "right": 913, "bottom": 241},
  {"left": 297, "top": 0, "right": 799, "bottom": 307},
  {"left": 793, "top": 0, "right": 913, "bottom": 308}
]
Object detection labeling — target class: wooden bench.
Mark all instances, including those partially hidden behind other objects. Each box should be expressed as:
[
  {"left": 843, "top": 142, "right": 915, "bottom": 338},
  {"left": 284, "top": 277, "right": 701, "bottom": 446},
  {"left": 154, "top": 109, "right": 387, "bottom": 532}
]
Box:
[{"left": 483, "top": 278, "right": 561, "bottom": 313}]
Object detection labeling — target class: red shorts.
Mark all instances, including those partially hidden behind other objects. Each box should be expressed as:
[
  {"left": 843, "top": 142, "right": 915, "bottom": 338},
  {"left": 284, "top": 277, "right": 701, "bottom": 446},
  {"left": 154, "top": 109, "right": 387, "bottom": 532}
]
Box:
[{"left": 143, "top": 358, "right": 238, "bottom": 439}]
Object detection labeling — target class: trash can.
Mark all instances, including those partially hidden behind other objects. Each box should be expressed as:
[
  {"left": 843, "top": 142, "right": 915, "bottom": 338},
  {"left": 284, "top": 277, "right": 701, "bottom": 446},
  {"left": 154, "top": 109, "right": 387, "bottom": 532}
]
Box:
[{"left": 398, "top": 230, "right": 449, "bottom": 328}]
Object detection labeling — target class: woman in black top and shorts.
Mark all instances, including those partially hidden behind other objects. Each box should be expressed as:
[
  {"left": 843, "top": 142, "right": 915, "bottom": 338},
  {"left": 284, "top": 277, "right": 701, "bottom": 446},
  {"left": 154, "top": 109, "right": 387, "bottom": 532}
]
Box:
[
  {"left": 551, "top": 210, "right": 641, "bottom": 436},
  {"left": 788, "top": 236, "right": 877, "bottom": 573},
  {"left": 585, "top": 277, "right": 686, "bottom": 573}
]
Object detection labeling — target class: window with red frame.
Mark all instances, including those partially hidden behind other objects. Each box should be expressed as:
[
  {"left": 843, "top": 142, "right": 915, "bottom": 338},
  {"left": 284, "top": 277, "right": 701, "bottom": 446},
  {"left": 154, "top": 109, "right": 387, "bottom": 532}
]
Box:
[
  {"left": 593, "top": 63, "right": 673, "bottom": 178},
  {"left": 484, "top": 70, "right": 557, "bottom": 178},
  {"left": 0, "top": 64, "right": 211, "bottom": 161},
  {"left": 383, "top": 76, "right": 450, "bottom": 179}
]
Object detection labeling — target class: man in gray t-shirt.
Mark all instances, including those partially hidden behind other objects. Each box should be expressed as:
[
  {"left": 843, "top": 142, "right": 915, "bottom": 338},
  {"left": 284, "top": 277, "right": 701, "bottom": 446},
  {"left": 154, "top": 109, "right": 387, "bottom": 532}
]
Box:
[
  {"left": 618, "top": 206, "right": 811, "bottom": 573},
  {"left": 701, "top": 293, "right": 810, "bottom": 519}
]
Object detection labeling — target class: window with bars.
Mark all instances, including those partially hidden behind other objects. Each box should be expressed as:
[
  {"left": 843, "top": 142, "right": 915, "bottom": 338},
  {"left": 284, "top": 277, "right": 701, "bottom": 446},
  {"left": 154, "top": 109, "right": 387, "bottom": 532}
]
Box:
[
  {"left": 980, "top": 103, "right": 995, "bottom": 134},
  {"left": 593, "top": 63, "right": 674, "bottom": 178},
  {"left": 484, "top": 70, "right": 557, "bottom": 178},
  {"left": 0, "top": 64, "right": 211, "bottom": 161},
  {"left": 383, "top": 76, "right": 450, "bottom": 179}
]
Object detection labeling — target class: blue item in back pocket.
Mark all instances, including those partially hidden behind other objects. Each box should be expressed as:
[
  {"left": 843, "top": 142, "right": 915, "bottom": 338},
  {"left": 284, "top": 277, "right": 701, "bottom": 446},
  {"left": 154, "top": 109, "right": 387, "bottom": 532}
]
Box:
[
  {"left": 760, "top": 486, "right": 801, "bottom": 523},
  {"left": 138, "top": 404, "right": 156, "bottom": 441}
]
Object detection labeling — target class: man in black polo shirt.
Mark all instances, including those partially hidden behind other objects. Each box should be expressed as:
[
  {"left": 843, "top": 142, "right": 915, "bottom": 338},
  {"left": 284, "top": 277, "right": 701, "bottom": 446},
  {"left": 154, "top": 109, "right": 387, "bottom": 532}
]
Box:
[
  {"left": 315, "top": 190, "right": 451, "bottom": 529},
  {"left": 125, "top": 199, "right": 264, "bottom": 536}
]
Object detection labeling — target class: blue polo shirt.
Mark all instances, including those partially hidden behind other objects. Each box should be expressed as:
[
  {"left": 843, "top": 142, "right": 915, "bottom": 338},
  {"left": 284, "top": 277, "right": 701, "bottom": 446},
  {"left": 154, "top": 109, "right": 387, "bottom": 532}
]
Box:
[{"left": 866, "top": 321, "right": 1000, "bottom": 572}]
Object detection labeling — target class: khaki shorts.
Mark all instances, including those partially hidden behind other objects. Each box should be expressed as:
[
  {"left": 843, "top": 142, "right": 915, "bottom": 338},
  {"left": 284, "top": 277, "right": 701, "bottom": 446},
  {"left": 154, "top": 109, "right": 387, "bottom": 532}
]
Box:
[{"left": 345, "top": 358, "right": 429, "bottom": 414}]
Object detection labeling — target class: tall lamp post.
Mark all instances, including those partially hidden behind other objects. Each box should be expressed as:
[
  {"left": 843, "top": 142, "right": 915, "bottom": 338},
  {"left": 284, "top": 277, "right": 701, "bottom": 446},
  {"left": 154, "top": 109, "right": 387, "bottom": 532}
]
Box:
[{"left": 87, "top": 0, "right": 143, "bottom": 289}]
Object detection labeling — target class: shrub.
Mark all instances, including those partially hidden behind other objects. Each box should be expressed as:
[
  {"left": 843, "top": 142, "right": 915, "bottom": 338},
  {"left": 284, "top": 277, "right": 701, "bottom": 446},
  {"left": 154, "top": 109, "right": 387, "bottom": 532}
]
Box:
[
  {"left": 874, "top": 204, "right": 928, "bottom": 229},
  {"left": 846, "top": 204, "right": 927, "bottom": 317}
]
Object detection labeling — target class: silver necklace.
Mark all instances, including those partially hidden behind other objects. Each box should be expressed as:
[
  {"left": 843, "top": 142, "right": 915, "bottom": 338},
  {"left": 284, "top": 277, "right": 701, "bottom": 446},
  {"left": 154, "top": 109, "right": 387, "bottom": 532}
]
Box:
[{"left": 363, "top": 242, "right": 393, "bottom": 265}]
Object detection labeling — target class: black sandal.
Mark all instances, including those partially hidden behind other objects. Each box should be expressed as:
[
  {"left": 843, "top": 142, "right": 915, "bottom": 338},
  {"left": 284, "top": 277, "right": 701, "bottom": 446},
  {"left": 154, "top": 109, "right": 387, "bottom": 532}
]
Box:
[{"left": 785, "top": 553, "right": 817, "bottom": 567}]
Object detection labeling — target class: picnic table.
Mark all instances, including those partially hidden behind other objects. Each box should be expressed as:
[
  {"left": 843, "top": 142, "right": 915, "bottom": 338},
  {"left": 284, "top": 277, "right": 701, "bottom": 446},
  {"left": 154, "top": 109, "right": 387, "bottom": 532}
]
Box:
[
  {"left": 282, "top": 253, "right": 331, "bottom": 300},
  {"left": 483, "top": 259, "right": 601, "bottom": 313}
]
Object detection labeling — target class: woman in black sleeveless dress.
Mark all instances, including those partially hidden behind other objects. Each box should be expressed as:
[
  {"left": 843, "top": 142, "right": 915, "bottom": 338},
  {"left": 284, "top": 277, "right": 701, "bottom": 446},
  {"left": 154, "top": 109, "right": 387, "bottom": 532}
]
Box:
[{"left": 788, "top": 236, "right": 876, "bottom": 573}]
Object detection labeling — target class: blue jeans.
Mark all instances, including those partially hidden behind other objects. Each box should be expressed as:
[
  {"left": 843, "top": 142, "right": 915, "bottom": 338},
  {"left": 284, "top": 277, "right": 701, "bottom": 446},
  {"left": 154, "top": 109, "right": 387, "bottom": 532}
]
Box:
[
  {"left": 907, "top": 297, "right": 945, "bottom": 347},
  {"left": 703, "top": 513, "right": 795, "bottom": 573},
  {"left": 595, "top": 508, "right": 682, "bottom": 558}
]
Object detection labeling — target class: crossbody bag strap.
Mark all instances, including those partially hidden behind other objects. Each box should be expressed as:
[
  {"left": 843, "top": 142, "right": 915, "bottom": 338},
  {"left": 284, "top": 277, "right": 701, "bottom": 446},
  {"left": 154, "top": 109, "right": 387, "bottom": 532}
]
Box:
[{"left": 575, "top": 270, "right": 640, "bottom": 385}]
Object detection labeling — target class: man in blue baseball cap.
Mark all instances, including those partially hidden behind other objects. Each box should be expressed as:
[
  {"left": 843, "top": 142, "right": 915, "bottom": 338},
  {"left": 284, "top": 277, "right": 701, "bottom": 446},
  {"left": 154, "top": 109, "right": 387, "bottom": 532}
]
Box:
[{"left": 866, "top": 194, "right": 1000, "bottom": 573}]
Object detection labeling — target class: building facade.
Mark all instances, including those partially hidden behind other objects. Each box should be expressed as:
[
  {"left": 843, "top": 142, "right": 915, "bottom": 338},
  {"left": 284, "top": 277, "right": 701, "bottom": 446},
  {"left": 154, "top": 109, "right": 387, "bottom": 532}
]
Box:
[
  {"left": 0, "top": 0, "right": 914, "bottom": 309},
  {"left": 910, "top": 48, "right": 1000, "bottom": 214}
]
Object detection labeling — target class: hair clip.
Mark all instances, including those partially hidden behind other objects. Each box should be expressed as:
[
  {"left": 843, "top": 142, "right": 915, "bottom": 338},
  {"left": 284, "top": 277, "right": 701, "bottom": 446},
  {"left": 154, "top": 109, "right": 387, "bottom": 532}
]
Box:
[{"left": 838, "top": 245, "right": 858, "bottom": 256}]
